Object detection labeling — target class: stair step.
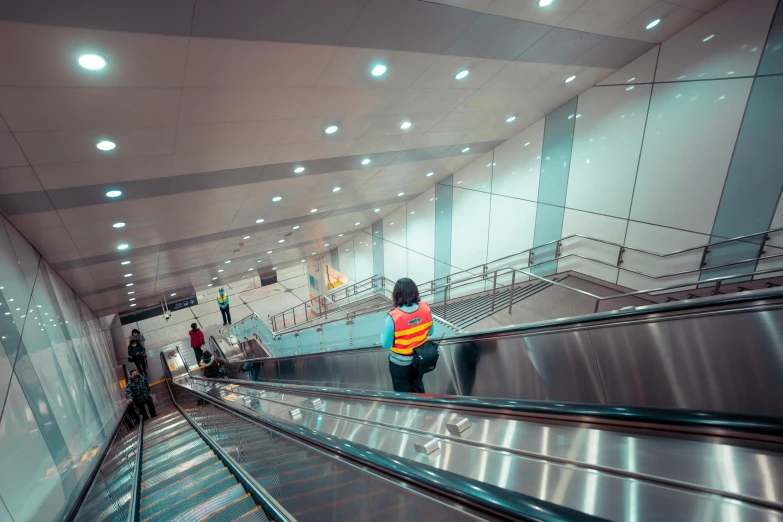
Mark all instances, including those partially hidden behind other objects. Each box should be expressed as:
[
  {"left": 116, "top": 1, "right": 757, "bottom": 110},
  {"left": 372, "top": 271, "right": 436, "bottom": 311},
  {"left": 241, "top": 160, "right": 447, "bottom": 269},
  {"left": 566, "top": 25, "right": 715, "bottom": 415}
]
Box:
[
  {"left": 200, "top": 494, "right": 259, "bottom": 522},
  {"left": 144, "top": 476, "right": 240, "bottom": 522}
]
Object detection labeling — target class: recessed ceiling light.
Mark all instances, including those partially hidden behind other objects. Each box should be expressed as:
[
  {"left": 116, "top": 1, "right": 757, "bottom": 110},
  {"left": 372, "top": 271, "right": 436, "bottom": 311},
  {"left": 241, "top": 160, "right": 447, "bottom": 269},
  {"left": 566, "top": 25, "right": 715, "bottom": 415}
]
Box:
[
  {"left": 170, "top": 293, "right": 176, "bottom": 297},
  {"left": 397, "top": 192, "right": 404, "bottom": 197},
  {"left": 223, "top": 260, "right": 230, "bottom": 264},
  {"left": 292, "top": 225, "right": 299, "bottom": 230},
  {"left": 374, "top": 208, "right": 380, "bottom": 212},
  {"left": 124, "top": 273, "right": 132, "bottom": 277},
  {"left": 128, "top": 291, "right": 134, "bottom": 295},
  {"left": 78, "top": 54, "right": 106, "bottom": 70},
  {"left": 96, "top": 140, "right": 116, "bottom": 151},
  {"left": 278, "top": 239, "right": 285, "bottom": 243},
  {"left": 400, "top": 121, "right": 412, "bottom": 130},
  {"left": 627, "top": 77, "right": 636, "bottom": 83},
  {"left": 455, "top": 70, "right": 469, "bottom": 80},
  {"left": 338, "top": 234, "right": 344, "bottom": 237},
  {"left": 325, "top": 125, "right": 338, "bottom": 134},
  {"left": 310, "top": 208, "right": 318, "bottom": 213},
  {"left": 703, "top": 34, "right": 715, "bottom": 42},
  {"left": 506, "top": 116, "right": 516, "bottom": 123},
  {"left": 371, "top": 64, "right": 387, "bottom": 77},
  {"left": 324, "top": 243, "right": 330, "bottom": 246},
  {"left": 117, "top": 244, "right": 129, "bottom": 250},
  {"left": 355, "top": 222, "right": 360, "bottom": 226},
  {"left": 565, "top": 75, "right": 576, "bottom": 83},
  {"left": 126, "top": 283, "right": 133, "bottom": 287},
  {"left": 106, "top": 190, "right": 122, "bottom": 198},
  {"left": 272, "top": 196, "right": 282, "bottom": 202},
  {"left": 257, "top": 259, "right": 262, "bottom": 263},
  {"left": 272, "top": 267, "right": 277, "bottom": 270},
  {"left": 212, "top": 277, "right": 217, "bottom": 280},
  {"left": 646, "top": 19, "right": 661, "bottom": 30},
  {"left": 130, "top": 303, "right": 136, "bottom": 307},
  {"left": 294, "top": 166, "right": 305, "bottom": 174},
  {"left": 255, "top": 218, "right": 265, "bottom": 224},
  {"left": 218, "top": 269, "right": 224, "bottom": 273},
  {"left": 361, "top": 158, "right": 371, "bottom": 165},
  {"left": 462, "top": 147, "right": 470, "bottom": 153},
  {"left": 208, "top": 284, "right": 213, "bottom": 287},
  {"left": 113, "top": 222, "right": 125, "bottom": 228},
  {"left": 300, "top": 259, "right": 305, "bottom": 263},
  {"left": 626, "top": 86, "right": 635, "bottom": 91},
  {"left": 248, "top": 268, "right": 253, "bottom": 271},
  {"left": 426, "top": 172, "right": 434, "bottom": 178},
  {"left": 267, "top": 251, "right": 272, "bottom": 254},
  {"left": 333, "top": 187, "right": 341, "bottom": 192},
  {"left": 538, "top": 0, "right": 553, "bottom": 5},
  {"left": 243, "top": 235, "right": 250, "bottom": 239},
  {"left": 121, "top": 260, "right": 131, "bottom": 265}
]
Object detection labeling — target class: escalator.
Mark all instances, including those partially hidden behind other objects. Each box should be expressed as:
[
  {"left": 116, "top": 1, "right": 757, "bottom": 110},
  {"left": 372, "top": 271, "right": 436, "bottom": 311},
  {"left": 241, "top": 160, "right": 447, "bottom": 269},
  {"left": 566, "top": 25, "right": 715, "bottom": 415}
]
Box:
[{"left": 138, "top": 411, "right": 265, "bottom": 522}]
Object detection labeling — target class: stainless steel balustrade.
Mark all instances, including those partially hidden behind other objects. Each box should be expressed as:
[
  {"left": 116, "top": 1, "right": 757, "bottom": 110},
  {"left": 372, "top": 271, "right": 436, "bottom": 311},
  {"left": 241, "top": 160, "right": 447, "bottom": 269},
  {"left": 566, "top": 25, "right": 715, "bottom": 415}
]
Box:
[
  {"left": 197, "top": 290, "right": 783, "bottom": 416},
  {"left": 176, "top": 374, "right": 783, "bottom": 522}
]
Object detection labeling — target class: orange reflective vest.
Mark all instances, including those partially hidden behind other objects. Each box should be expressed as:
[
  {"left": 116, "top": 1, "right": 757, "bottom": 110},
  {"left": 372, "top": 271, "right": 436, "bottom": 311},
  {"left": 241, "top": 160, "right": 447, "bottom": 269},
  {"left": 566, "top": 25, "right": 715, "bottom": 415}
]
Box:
[{"left": 389, "top": 302, "right": 432, "bottom": 355}]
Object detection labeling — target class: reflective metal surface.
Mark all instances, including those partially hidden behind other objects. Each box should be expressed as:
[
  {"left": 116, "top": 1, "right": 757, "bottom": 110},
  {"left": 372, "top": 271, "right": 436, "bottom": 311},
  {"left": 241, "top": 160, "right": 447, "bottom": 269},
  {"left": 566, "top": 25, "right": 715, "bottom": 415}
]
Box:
[
  {"left": 224, "top": 300, "right": 783, "bottom": 416},
  {"left": 177, "top": 377, "right": 783, "bottom": 522}
]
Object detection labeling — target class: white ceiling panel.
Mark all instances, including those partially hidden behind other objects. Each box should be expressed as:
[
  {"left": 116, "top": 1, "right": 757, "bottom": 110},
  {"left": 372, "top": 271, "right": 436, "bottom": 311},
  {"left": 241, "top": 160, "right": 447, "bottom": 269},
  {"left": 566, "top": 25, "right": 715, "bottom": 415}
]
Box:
[
  {"left": 415, "top": 130, "right": 470, "bottom": 148},
  {"left": 316, "top": 47, "right": 438, "bottom": 88},
  {"left": 15, "top": 126, "right": 176, "bottom": 165},
  {"left": 411, "top": 55, "right": 509, "bottom": 89},
  {"left": 0, "top": 22, "right": 189, "bottom": 88},
  {"left": 6, "top": 210, "right": 64, "bottom": 231},
  {"left": 270, "top": 139, "right": 357, "bottom": 163},
  {"left": 0, "top": 133, "right": 28, "bottom": 167},
  {"left": 184, "top": 38, "right": 335, "bottom": 88},
  {"left": 666, "top": 0, "right": 729, "bottom": 12},
  {"left": 348, "top": 134, "right": 422, "bottom": 155},
  {"left": 0, "top": 87, "right": 181, "bottom": 131},
  {"left": 424, "top": 0, "right": 494, "bottom": 11},
  {"left": 57, "top": 196, "right": 167, "bottom": 226},
  {"left": 295, "top": 86, "right": 406, "bottom": 118},
  {"left": 178, "top": 86, "right": 313, "bottom": 125},
  {"left": 612, "top": 1, "right": 703, "bottom": 43},
  {"left": 485, "top": 0, "right": 588, "bottom": 26},
  {"left": 174, "top": 120, "right": 293, "bottom": 153},
  {"left": 482, "top": 61, "right": 564, "bottom": 90},
  {"left": 385, "top": 88, "right": 473, "bottom": 115},
  {"left": 171, "top": 145, "right": 277, "bottom": 176},
  {"left": 281, "top": 116, "right": 376, "bottom": 144},
  {"left": 363, "top": 113, "right": 446, "bottom": 137},
  {"left": 33, "top": 155, "right": 172, "bottom": 190},
  {"left": 559, "top": 0, "right": 657, "bottom": 36}
]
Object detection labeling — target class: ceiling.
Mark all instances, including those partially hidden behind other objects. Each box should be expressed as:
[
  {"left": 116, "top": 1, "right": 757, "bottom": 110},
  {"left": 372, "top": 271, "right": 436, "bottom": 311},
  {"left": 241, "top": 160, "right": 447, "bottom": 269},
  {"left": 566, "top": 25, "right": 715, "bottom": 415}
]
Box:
[{"left": 0, "top": 0, "right": 727, "bottom": 315}]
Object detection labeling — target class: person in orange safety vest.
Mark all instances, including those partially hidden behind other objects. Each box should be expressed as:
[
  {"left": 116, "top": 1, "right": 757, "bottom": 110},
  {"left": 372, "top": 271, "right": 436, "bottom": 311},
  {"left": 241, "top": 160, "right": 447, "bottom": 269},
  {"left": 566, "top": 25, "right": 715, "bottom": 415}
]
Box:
[{"left": 380, "top": 278, "right": 434, "bottom": 393}]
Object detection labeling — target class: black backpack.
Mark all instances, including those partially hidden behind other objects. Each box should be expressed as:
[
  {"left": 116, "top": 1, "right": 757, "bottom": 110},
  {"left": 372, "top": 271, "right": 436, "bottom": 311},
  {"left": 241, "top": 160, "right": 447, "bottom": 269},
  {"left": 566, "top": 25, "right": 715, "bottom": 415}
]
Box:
[{"left": 412, "top": 339, "right": 440, "bottom": 374}]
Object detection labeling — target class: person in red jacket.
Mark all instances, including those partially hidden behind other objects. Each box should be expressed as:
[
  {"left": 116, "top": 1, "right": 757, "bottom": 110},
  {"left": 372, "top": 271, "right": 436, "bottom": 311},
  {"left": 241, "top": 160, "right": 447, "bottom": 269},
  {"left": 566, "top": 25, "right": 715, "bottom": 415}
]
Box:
[{"left": 189, "top": 323, "right": 205, "bottom": 363}]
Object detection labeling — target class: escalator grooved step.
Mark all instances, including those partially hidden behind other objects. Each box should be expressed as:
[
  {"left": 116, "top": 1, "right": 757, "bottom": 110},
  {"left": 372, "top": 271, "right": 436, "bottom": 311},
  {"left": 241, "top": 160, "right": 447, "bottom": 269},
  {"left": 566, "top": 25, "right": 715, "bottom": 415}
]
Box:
[
  {"left": 141, "top": 460, "right": 224, "bottom": 502},
  {"left": 166, "top": 483, "right": 247, "bottom": 522},
  {"left": 199, "top": 493, "right": 257, "bottom": 522},
  {"left": 141, "top": 466, "right": 231, "bottom": 512},
  {"left": 233, "top": 507, "right": 270, "bottom": 522},
  {"left": 143, "top": 476, "right": 240, "bottom": 522},
  {"left": 141, "top": 453, "right": 215, "bottom": 490}
]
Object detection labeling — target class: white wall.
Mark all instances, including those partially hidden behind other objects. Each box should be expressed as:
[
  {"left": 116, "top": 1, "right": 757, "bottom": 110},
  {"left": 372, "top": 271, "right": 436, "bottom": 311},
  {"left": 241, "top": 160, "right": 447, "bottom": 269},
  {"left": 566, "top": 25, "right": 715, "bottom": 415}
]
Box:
[{"left": 332, "top": 0, "right": 782, "bottom": 294}]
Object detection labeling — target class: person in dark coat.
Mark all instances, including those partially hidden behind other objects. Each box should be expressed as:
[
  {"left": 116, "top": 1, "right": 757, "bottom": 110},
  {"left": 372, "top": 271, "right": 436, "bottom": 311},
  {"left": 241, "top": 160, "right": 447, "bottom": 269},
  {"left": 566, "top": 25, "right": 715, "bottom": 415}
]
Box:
[
  {"left": 201, "top": 351, "right": 227, "bottom": 378},
  {"left": 188, "top": 323, "right": 205, "bottom": 363},
  {"left": 126, "top": 369, "right": 156, "bottom": 420},
  {"left": 128, "top": 339, "right": 147, "bottom": 376}
]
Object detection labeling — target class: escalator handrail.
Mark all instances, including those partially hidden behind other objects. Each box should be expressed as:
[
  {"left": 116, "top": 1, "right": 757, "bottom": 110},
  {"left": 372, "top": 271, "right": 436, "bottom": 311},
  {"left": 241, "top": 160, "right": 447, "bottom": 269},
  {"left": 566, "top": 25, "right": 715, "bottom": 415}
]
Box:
[
  {"left": 199, "top": 374, "right": 783, "bottom": 439},
  {"left": 163, "top": 380, "right": 296, "bottom": 522},
  {"left": 126, "top": 408, "right": 143, "bottom": 522},
  {"left": 64, "top": 403, "right": 131, "bottom": 522},
  {"left": 176, "top": 381, "right": 608, "bottom": 522}
]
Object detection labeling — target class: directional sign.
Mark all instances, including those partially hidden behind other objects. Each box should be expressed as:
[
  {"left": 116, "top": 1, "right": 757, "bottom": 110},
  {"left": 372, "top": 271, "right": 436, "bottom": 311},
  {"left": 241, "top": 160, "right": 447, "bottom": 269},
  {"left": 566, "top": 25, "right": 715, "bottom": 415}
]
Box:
[{"left": 168, "top": 295, "right": 198, "bottom": 312}]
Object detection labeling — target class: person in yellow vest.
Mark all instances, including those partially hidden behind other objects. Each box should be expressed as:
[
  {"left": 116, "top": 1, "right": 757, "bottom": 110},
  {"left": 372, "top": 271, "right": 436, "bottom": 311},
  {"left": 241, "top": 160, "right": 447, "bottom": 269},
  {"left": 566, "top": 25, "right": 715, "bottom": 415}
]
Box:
[
  {"left": 380, "top": 278, "right": 434, "bottom": 393},
  {"left": 216, "top": 287, "right": 231, "bottom": 325}
]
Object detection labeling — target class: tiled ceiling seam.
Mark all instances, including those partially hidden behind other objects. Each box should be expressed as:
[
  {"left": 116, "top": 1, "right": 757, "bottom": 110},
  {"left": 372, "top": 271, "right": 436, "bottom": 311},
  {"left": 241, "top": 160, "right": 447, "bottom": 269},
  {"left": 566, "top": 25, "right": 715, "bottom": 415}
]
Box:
[
  {"left": 0, "top": 140, "right": 501, "bottom": 215},
  {"left": 51, "top": 193, "right": 419, "bottom": 271},
  {"left": 0, "top": 0, "right": 654, "bottom": 68}
]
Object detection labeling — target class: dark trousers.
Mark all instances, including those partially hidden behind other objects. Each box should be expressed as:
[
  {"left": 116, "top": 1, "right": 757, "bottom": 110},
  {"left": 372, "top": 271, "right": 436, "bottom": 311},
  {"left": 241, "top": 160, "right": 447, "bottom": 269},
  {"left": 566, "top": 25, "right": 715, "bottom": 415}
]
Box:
[
  {"left": 133, "top": 357, "right": 148, "bottom": 376},
  {"left": 389, "top": 360, "right": 424, "bottom": 393},
  {"left": 220, "top": 305, "right": 231, "bottom": 325},
  {"left": 133, "top": 397, "right": 157, "bottom": 420},
  {"left": 192, "top": 346, "right": 204, "bottom": 363}
]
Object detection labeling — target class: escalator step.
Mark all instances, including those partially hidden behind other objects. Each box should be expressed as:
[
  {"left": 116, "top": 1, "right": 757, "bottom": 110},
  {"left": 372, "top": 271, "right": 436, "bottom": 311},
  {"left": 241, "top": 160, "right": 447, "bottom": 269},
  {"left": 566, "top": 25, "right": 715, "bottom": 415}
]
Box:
[
  {"left": 143, "top": 439, "right": 209, "bottom": 473},
  {"left": 141, "top": 452, "right": 215, "bottom": 490},
  {"left": 234, "top": 506, "right": 270, "bottom": 522},
  {"left": 141, "top": 466, "right": 232, "bottom": 515},
  {"left": 141, "top": 462, "right": 229, "bottom": 507},
  {"left": 142, "top": 443, "right": 212, "bottom": 479},
  {"left": 200, "top": 494, "right": 258, "bottom": 522},
  {"left": 143, "top": 476, "right": 241, "bottom": 522},
  {"left": 166, "top": 483, "right": 247, "bottom": 522}
]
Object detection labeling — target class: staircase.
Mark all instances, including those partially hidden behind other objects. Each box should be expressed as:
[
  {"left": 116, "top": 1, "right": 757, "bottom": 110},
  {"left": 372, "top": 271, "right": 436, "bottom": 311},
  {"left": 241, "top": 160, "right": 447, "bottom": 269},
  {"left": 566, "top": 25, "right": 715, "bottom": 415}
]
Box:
[{"left": 430, "top": 278, "right": 556, "bottom": 330}]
